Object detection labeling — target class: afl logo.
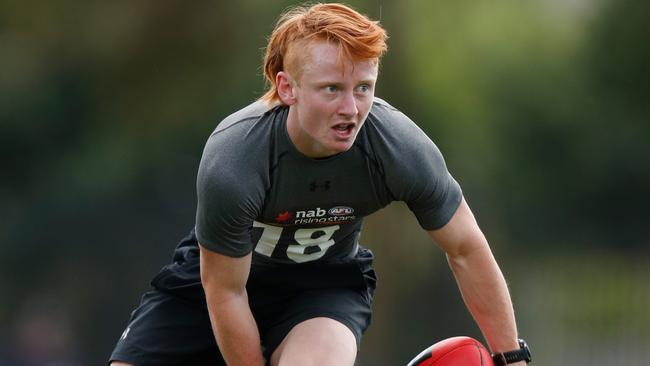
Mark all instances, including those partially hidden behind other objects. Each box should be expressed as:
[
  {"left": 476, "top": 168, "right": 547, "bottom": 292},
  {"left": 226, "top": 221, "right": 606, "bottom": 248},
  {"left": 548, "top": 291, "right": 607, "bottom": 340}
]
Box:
[{"left": 328, "top": 206, "right": 354, "bottom": 216}]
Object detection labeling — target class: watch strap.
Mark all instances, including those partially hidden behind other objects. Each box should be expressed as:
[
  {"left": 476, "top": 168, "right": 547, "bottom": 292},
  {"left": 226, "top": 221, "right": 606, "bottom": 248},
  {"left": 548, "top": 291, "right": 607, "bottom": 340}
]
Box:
[{"left": 491, "top": 339, "right": 532, "bottom": 365}]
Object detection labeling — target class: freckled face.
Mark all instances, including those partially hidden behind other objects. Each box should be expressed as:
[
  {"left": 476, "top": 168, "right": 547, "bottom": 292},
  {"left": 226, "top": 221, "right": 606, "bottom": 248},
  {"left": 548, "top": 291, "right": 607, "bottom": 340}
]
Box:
[{"left": 281, "top": 41, "right": 378, "bottom": 158}]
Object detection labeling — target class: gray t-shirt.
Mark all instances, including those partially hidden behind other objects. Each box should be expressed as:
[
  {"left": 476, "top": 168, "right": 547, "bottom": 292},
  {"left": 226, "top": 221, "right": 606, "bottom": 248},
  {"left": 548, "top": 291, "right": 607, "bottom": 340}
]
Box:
[{"left": 195, "top": 98, "right": 462, "bottom": 266}]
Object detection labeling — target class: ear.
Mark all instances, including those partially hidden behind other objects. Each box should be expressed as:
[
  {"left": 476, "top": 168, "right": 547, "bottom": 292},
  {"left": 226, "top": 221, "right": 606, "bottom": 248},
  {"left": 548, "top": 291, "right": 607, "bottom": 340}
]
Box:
[{"left": 276, "top": 71, "right": 297, "bottom": 105}]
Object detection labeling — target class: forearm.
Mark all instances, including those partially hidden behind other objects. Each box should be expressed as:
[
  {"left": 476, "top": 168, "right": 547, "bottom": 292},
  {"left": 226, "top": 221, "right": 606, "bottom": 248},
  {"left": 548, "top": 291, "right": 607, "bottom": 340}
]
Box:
[
  {"left": 205, "top": 289, "right": 265, "bottom": 366},
  {"left": 199, "top": 247, "right": 264, "bottom": 366},
  {"left": 429, "top": 198, "right": 526, "bottom": 365},
  {"left": 446, "top": 244, "right": 519, "bottom": 354}
]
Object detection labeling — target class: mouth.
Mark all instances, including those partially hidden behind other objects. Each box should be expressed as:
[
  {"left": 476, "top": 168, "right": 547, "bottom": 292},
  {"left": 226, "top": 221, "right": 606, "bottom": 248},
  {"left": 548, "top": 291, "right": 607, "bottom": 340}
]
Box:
[{"left": 331, "top": 122, "right": 355, "bottom": 138}]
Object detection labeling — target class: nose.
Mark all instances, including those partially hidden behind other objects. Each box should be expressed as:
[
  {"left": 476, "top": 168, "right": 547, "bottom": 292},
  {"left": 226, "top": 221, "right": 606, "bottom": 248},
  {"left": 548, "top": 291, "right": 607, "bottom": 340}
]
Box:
[{"left": 337, "top": 91, "right": 358, "bottom": 118}]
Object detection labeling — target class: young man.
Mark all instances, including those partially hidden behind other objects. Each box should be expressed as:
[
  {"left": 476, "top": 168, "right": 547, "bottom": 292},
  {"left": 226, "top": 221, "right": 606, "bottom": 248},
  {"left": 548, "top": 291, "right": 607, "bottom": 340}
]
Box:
[{"left": 109, "top": 3, "right": 529, "bottom": 366}]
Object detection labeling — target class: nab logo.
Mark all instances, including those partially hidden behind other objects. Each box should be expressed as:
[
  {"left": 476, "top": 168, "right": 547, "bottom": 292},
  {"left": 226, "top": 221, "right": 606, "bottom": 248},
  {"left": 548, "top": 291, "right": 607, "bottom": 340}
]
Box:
[
  {"left": 328, "top": 206, "right": 354, "bottom": 216},
  {"left": 296, "top": 207, "right": 326, "bottom": 218},
  {"left": 276, "top": 211, "right": 293, "bottom": 223}
]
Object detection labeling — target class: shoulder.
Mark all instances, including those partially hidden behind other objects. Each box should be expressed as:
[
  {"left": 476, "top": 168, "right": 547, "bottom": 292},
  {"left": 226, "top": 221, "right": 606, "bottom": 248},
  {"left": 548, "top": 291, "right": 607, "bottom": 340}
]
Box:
[
  {"left": 368, "top": 97, "right": 409, "bottom": 123},
  {"left": 365, "top": 97, "right": 430, "bottom": 141},
  {"left": 367, "top": 97, "right": 404, "bottom": 124},
  {"left": 199, "top": 100, "right": 284, "bottom": 190},
  {"left": 358, "top": 97, "right": 450, "bottom": 185},
  {"left": 360, "top": 97, "right": 436, "bottom": 155},
  {"left": 212, "top": 100, "right": 278, "bottom": 139},
  {"left": 202, "top": 100, "right": 284, "bottom": 163}
]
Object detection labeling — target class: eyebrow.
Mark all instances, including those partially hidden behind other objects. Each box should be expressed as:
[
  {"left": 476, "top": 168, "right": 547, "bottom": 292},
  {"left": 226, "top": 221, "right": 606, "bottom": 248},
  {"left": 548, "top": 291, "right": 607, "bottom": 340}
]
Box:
[{"left": 314, "top": 79, "right": 375, "bottom": 87}]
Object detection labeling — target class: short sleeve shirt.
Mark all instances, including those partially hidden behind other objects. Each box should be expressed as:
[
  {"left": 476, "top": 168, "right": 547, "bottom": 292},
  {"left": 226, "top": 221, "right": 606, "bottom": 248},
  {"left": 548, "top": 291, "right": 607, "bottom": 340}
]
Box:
[{"left": 195, "top": 98, "right": 462, "bottom": 266}]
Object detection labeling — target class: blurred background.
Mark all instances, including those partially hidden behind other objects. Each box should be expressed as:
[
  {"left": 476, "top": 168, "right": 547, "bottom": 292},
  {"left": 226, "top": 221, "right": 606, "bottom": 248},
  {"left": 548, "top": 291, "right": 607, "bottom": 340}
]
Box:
[{"left": 1, "top": 0, "right": 648, "bottom": 365}]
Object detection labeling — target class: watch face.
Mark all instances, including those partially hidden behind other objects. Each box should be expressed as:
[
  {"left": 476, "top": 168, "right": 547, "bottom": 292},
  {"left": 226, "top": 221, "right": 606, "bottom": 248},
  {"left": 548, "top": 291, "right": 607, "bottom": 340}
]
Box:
[{"left": 518, "top": 339, "right": 532, "bottom": 362}]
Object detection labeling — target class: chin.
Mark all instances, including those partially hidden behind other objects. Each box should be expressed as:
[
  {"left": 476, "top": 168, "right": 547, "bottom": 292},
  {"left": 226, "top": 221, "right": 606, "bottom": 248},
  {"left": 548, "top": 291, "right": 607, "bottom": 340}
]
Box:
[{"left": 330, "top": 143, "right": 354, "bottom": 154}]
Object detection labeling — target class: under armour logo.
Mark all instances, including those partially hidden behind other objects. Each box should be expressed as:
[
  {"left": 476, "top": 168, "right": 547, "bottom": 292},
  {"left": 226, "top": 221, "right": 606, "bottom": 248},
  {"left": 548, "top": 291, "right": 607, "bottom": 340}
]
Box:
[{"left": 309, "top": 180, "right": 331, "bottom": 192}]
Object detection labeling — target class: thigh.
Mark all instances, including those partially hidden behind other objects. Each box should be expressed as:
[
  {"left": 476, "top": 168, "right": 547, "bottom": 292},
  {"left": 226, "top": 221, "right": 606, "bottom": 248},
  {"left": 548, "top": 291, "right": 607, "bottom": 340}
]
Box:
[
  {"left": 270, "top": 317, "right": 357, "bottom": 366},
  {"left": 108, "top": 290, "right": 226, "bottom": 366},
  {"left": 250, "top": 247, "right": 377, "bottom": 361},
  {"left": 255, "top": 285, "right": 373, "bottom": 363}
]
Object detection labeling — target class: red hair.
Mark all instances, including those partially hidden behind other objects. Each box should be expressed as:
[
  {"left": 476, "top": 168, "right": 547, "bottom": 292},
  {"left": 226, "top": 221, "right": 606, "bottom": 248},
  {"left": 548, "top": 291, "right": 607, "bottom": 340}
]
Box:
[{"left": 260, "top": 3, "right": 388, "bottom": 104}]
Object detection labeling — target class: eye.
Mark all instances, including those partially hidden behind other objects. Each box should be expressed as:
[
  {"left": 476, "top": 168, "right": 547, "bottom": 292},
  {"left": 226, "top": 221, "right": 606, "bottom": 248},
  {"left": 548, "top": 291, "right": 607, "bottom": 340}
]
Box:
[
  {"left": 325, "top": 85, "right": 338, "bottom": 93},
  {"left": 356, "top": 84, "right": 371, "bottom": 93}
]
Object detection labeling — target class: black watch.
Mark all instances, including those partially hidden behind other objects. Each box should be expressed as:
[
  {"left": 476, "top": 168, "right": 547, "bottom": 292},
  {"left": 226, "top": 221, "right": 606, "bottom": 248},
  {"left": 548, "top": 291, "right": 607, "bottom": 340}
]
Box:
[{"left": 491, "top": 339, "right": 532, "bottom": 365}]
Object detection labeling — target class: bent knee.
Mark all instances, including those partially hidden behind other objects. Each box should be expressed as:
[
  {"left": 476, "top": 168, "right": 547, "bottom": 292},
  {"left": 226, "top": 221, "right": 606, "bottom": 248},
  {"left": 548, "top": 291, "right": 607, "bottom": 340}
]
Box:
[{"left": 272, "top": 317, "right": 357, "bottom": 366}]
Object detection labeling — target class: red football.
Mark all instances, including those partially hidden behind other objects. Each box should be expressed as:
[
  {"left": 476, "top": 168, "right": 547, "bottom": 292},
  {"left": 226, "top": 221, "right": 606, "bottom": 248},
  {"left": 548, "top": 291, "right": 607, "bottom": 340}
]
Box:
[{"left": 406, "top": 336, "right": 494, "bottom": 366}]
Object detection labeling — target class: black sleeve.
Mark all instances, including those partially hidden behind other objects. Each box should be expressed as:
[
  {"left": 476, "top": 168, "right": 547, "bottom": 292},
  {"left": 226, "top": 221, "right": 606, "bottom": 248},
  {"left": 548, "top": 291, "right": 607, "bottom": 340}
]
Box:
[
  {"left": 371, "top": 103, "right": 463, "bottom": 230},
  {"left": 194, "top": 130, "right": 265, "bottom": 257}
]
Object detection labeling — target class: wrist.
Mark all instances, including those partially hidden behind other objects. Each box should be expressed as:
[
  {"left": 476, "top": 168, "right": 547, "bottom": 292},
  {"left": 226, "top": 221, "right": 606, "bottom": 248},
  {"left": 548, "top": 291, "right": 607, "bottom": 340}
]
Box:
[{"left": 491, "top": 338, "right": 532, "bottom": 365}]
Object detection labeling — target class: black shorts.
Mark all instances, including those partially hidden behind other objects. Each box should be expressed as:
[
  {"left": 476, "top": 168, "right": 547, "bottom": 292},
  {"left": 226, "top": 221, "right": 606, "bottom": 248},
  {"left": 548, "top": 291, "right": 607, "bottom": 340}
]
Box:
[{"left": 109, "top": 247, "right": 376, "bottom": 366}]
